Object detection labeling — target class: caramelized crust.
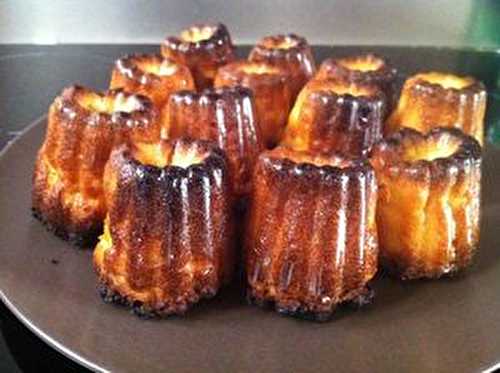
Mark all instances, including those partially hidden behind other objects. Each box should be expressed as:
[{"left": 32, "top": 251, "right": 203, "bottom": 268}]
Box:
[
  {"left": 370, "top": 128, "right": 481, "bottom": 279},
  {"left": 249, "top": 34, "right": 316, "bottom": 101},
  {"left": 316, "top": 54, "right": 397, "bottom": 114},
  {"left": 214, "top": 61, "right": 291, "bottom": 147},
  {"left": 32, "top": 86, "right": 160, "bottom": 246},
  {"left": 245, "top": 147, "right": 378, "bottom": 320},
  {"left": 94, "top": 138, "right": 234, "bottom": 317},
  {"left": 281, "top": 78, "right": 385, "bottom": 157},
  {"left": 164, "top": 86, "right": 263, "bottom": 197},
  {"left": 386, "top": 72, "right": 486, "bottom": 144},
  {"left": 110, "top": 54, "right": 195, "bottom": 126},
  {"left": 161, "top": 23, "right": 236, "bottom": 90}
]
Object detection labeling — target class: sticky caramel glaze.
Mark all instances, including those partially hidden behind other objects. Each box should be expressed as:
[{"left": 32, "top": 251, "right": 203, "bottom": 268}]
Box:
[
  {"left": 164, "top": 86, "right": 263, "bottom": 197},
  {"left": 94, "top": 138, "right": 234, "bottom": 317},
  {"left": 386, "top": 72, "right": 486, "bottom": 145},
  {"left": 245, "top": 147, "right": 378, "bottom": 320},
  {"left": 110, "top": 54, "right": 195, "bottom": 126},
  {"left": 32, "top": 86, "right": 160, "bottom": 246},
  {"left": 316, "top": 54, "right": 397, "bottom": 115},
  {"left": 161, "top": 23, "right": 235, "bottom": 90},
  {"left": 281, "top": 78, "right": 385, "bottom": 157},
  {"left": 249, "top": 34, "right": 316, "bottom": 101},
  {"left": 370, "top": 128, "right": 481, "bottom": 279},
  {"left": 214, "top": 61, "right": 291, "bottom": 148}
]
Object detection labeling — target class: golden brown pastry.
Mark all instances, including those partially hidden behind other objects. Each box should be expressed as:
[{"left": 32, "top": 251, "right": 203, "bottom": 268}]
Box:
[
  {"left": 94, "top": 138, "right": 234, "bottom": 317},
  {"left": 161, "top": 23, "right": 236, "bottom": 90},
  {"left": 281, "top": 78, "right": 385, "bottom": 157},
  {"left": 249, "top": 34, "right": 316, "bottom": 101},
  {"left": 245, "top": 146, "right": 378, "bottom": 320},
  {"left": 164, "top": 86, "right": 263, "bottom": 197},
  {"left": 32, "top": 86, "right": 160, "bottom": 246},
  {"left": 386, "top": 72, "right": 486, "bottom": 144},
  {"left": 370, "top": 127, "right": 481, "bottom": 279},
  {"left": 214, "top": 61, "right": 291, "bottom": 148},
  {"left": 109, "top": 54, "right": 194, "bottom": 126},
  {"left": 316, "top": 54, "right": 397, "bottom": 114}
]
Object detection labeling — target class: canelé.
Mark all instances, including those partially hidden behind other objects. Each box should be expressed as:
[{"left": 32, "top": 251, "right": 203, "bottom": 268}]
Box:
[
  {"left": 214, "top": 61, "right": 291, "bottom": 148},
  {"left": 316, "top": 54, "right": 397, "bottom": 114},
  {"left": 249, "top": 34, "right": 316, "bottom": 101},
  {"left": 281, "top": 78, "right": 385, "bottom": 157},
  {"left": 386, "top": 72, "right": 486, "bottom": 144},
  {"left": 164, "top": 86, "right": 263, "bottom": 197},
  {"left": 161, "top": 23, "right": 236, "bottom": 90},
  {"left": 109, "top": 54, "right": 195, "bottom": 126},
  {"left": 370, "top": 128, "right": 481, "bottom": 279},
  {"left": 32, "top": 86, "right": 160, "bottom": 246},
  {"left": 246, "top": 147, "right": 378, "bottom": 320},
  {"left": 94, "top": 138, "right": 234, "bottom": 317}
]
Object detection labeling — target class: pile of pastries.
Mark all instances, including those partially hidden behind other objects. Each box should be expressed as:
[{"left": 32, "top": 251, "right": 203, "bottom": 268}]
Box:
[{"left": 31, "top": 23, "right": 486, "bottom": 321}]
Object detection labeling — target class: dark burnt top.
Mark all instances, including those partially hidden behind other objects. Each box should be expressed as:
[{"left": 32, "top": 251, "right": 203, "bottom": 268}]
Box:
[
  {"left": 216, "top": 60, "right": 290, "bottom": 86},
  {"left": 162, "top": 23, "right": 235, "bottom": 58},
  {"left": 55, "top": 85, "right": 158, "bottom": 128},
  {"left": 370, "top": 127, "right": 482, "bottom": 178},
  {"left": 299, "top": 78, "right": 386, "bottom": 108},
  {"left": 170, "top": 85, "right": 254, "bottom": 105},
  {"left": 114, "top": 54, "right": 185, "bottom": 85},
  {"left": 259, "top": 146, "right": 373, "bottom": 181},
  {"left": 405, "top": 71, "right": 486, "bottom": 98},
  {"left": 249, "top": 34, "right": 314, "bottom": 66},
  {"left": 112, "top": 137, "right": 228, "bottom": 180},
  {"left": 317, "top": 53, "right": 397, "bottom": 86}
]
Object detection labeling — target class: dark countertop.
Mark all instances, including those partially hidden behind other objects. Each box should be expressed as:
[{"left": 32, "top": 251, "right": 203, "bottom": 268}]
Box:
[{"left": 0, "top": 44, "right": 499, "bottom": 372}]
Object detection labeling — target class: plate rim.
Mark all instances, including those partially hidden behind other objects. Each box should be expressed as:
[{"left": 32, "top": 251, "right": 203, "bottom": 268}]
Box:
[
  {"left": 0, "top": 115, "right": 108, "bottom": 373},
  {"left": 2, "top": 115, "right": 500, "bottom": 373}
]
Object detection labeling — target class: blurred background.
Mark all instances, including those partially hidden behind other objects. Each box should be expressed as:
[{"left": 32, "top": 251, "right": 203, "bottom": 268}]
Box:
[{"left": 1, "top": 0, "right": 499, "bottom": 48}]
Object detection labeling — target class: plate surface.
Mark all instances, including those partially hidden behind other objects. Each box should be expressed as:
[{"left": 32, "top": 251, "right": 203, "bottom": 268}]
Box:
[{"left": 0, "top": 117, "right": 500, "bottom": 373}]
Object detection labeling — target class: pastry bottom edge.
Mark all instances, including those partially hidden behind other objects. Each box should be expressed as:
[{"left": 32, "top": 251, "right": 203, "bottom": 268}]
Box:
[
  {"left": 32, "top": 208, "right": 101, "bottom": 248},
  {"left": 97, "top": 280, "right": 220, "bottom": 319},
  {"left": 247, "top": 285, "right": 375, "bottom": 322},
  {"left": 380, "top": 255, "right": 476, "bottom": 280}
]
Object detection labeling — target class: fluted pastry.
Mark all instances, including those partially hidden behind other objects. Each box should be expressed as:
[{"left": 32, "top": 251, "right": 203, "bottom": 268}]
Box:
[
  {"left": 316, "top": 53, "right": 397, "bottom": 115},
  {"left": 386, "top": 72, "right": 486, "bottom": 145},
  {"left": 164, "top": 86, "right": 263, "bottom": 197},
  {"left": 32, "top": 86, "right": 160, "bottom": 246},
  {"left": 370, "top": 127, "right": 481, "bottom": 279},
  {"left": 249, "top": 34, "right": 316, "bottom": 101},
  {"left": 162, "top": 23, "right": 236, "bottom": 90},
  {"left": 94, "top": 138, "right": 234, "bottom": 317},
  {"left": 214, "top": 61, "right": 291, "bottom": 148},
  {"left": 109, "top": 54, "right": 195, "bottom": 126},
  {"left": 246, "top": 146, "right": 378, "bottom": 320},
  {"left": 281, "top": 78, "right": 385, "bottom": 157}
]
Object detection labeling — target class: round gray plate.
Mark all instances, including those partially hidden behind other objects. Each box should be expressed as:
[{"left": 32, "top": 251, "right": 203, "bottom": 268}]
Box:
[{"left": 1, "top": 117, "right": 500, "bottom": 373}]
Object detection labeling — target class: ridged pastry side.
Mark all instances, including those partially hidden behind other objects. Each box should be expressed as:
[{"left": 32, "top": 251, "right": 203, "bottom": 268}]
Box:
[
  {"left": 164, "top": 86, "right": 263, "bottom": 197},
  {"left": 386, "top": 72, "right": 486, "bottom": 145},
  {"left": 249, "top": 34, "right": 316, "bottom": 101},
  {"left": 282, "top": 78, "right": 385, "bottom": 157},
  {"left": 162, "top": 23, "right": 235, "bottom": 90},
  {"left": 370, "top": 127, "right": 481, "bottom": 279},
  {"left": 316, "top": 53, "right": 397, "bottom": 115},
  {"left": 94, "top": 138, "right": 234, "bottom": 317},
  {"left": 110, "top": 53, "right": 194, "bottom": 127},
  {"left": 246, "top": 147, "right": 378, "bottom": 320},
  {"left": 32, "top": 86, "right": 160, "bottom": 246},
  {"left": 214, "top": 60, "right": 291, "bottom": 148}
]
